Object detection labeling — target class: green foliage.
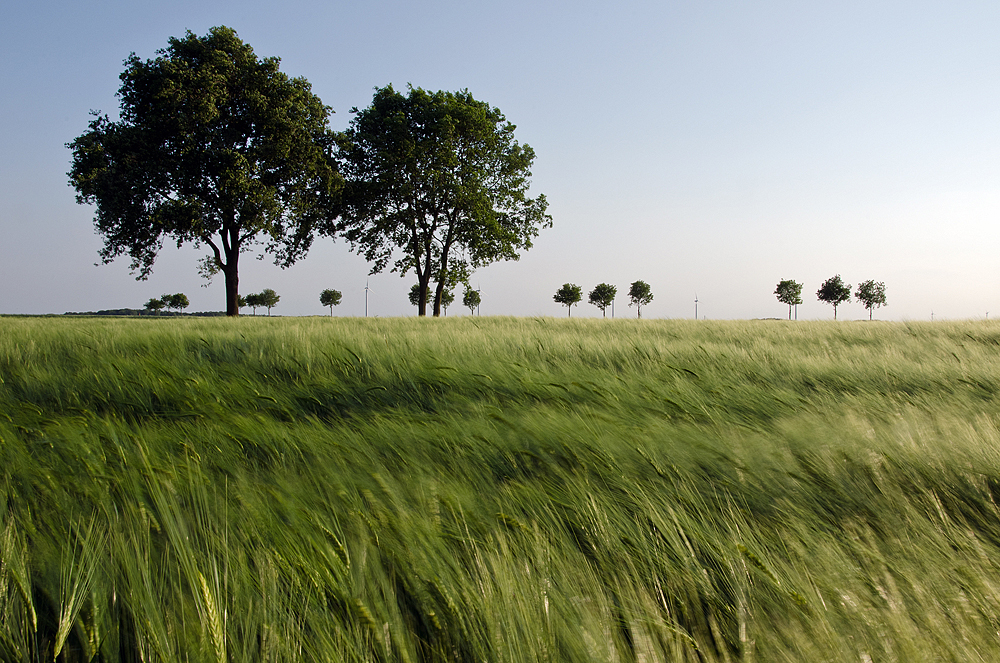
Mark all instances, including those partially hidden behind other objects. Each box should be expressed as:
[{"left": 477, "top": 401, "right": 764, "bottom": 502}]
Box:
[
  {"left": 243, "top": 292, "right": 264, "bottom": 315},
  {"left": 463, "top": 287, "right": 481, "bottom": 315},
  {"left": 553, "top": 283, "right": 582, "bottom": 316},
  {"left": 817, "top": 274, "right": 852, "bottom": 319},
  {"left": 143, "top": 297, "right": 165, "bottom": 313},
  {"left": 319, "top": 288, "right": 342, "bottom": 315},
  {"left": 440, "top": 288, "right": 455, "bottom": 314},
  {"left": 337, "top": 84, "right": 551, "bottom": 317},
  {"left": 774, "top": 279, "right": 803, "bottom": 320},
  {"left": 258, "top": 288, "right": 280, "bottom": 316},
  {"left": 588, "top": 283, "right": 616, "bottom": 317},
  {"left": 855, "top": 279, "right": 887, "bottom": 320},
  {"left": 6, "top": 317, "right": 1000, "bottom": 661},
  {"left": 162, "top": 293, "right": 189, "bottom": 312},
  {"left": 628, "top": 280, "right": 653, "bottom": 318},
  {"left": 67, "top": 26, "right": 342, "bottom": 316}
]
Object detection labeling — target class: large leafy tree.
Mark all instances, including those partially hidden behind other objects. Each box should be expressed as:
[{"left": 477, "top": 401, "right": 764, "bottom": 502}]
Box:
[
  {"left": 774, "top": 279, "right": 803, "bottom": 320},
  {"left": 336, "top": 85, "right": 551, "bottom": 317},
  {"left": 817, "top": 275, "right": 852, "bottom": 320},
  {"left": 68, "top": 26, "right": 342, "bottom": 316},
  {"left": 855, "top": 279, "right": 887, "bottom": 320}
]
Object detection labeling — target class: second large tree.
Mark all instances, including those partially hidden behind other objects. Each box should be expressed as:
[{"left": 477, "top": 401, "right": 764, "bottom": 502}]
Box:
[{"left": 337, "top": 85, "right": 551, "bottom": 316}]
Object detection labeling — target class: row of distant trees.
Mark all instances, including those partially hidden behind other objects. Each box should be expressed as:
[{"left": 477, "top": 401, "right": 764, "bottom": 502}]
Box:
[
  {"left": 776, "top": 276, "right": 887, "bottom": 320},
  {"left": 143, "top": 290, "right": 281, "bottom": 316},
  {"left": 553, "top": 281, "right": 654, "bottom": 318},
  {"left": 142, "top": 293, "right": 189, "bottom": 314},
  {"left": 143, "top": 277, "right": 884, "bottom": 319}
]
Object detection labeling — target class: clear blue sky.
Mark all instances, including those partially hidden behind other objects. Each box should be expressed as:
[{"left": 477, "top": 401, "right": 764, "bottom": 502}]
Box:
[{"left": 3, "top": 0, "right": 999, "bottom": 319}]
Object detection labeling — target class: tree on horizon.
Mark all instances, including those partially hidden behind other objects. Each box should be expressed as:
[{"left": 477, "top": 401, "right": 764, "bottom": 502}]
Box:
[
  {"left": 817, "top": 275, "right": 852, "bottom": 320},
  {"left": 588, "top": 283, "right": 617, "bottom": 318},
  {"left": 774, "top": 279, "right": 803, "bottom": 320},
  {"left": 336, "top": 84, "right": 550, "bottom": 317},
  {"left": 628, "top": 281, "right": 653, "bottom": 318},
  {"left": 68, "top": 26, "right": 341, "bottom": 316},
  {"left": 554, "top": 283, "right": 582, "bottom": 317}
]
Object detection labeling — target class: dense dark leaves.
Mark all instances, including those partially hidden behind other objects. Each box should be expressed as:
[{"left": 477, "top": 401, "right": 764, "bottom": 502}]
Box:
[
  {"left": 817, "top": 275, "right": 852, "bottom": 320},
  {"left": 554, "top": 283, "right": 582, "bottom": 317},
  {"left": 68, "top": 27, "right": 341, "bottom": 315},
  {"left": 336, "top": 85, "right": 550, "bottom": 316},
  {"left": 588, "top": 283, "right": 617, "bottom": 318}
]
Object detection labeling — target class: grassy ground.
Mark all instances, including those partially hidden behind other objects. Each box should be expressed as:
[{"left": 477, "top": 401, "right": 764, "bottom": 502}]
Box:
[{"left": 3, "top": 316, "right": 1000, "bottom": 662}]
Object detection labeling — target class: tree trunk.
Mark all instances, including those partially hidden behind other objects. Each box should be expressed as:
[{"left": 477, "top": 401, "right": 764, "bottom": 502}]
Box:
[
  {"left": 417, "top": 276, "right": 431, "bottom": 316},
  {"left": 788, "top": 305, "right": 792, "bottom": 320},
  {"left": 224, "top": 261, "right": 240, "bottom": 317}
]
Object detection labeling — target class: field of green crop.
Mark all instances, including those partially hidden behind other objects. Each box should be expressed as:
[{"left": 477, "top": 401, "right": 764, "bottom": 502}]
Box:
[{"left": 3, "top": 315, "right": 1000, "bottom": 662}]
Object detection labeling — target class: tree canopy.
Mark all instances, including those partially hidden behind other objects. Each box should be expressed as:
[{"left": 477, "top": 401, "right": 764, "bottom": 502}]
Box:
[
  {"left": 67, "top": 26, "right": 341, "bottom": 316},
  {"left": 588, "top": 283, "right": 617, "bottom": 318},
  {"left": 259, "top": 289, "right": 280, "bottom": 316},
  {"left": 774, "top": 279, "right": 803, "bottom": 320},
  {"left": 162, "top": 293, "right": 189, "bottom": 312},
  {"left": 143, "top": 297, "right": 165, "bottom": 314},
  {"left": 319, "top": 288, "right": 342, "bottom": 316},
  {"left": 463, "top": 287, "right": 481, "bottom": 315},
  {"left": 553, "top": 283, "right": 582, "bottom": 317},
  {"left": 817, "top": 275, "right": 852, "bottom": 320},
  {"left": 336, "top": 85, "right": 550, "bottom": 317},
  {"left": 855, "top": 280, "right": 887, "bottom": 320},
  {"left": 628, "top": 281, "right": 653, "bottom": 318}
]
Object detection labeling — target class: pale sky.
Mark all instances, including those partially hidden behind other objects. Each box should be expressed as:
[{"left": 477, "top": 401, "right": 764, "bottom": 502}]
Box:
[{"left": 3, "top": 0, "right": 999, "bottom": 319}]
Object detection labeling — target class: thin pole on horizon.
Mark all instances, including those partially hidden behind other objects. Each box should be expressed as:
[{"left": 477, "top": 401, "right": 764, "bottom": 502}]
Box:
[
  {"left": 364, "top": 281, "right": 372, "bottom": 317},
  {"left": 694, "top": 293, "right": 699, "bottom": 320},
  {"left": 477, "top": 283, "right": 481, "bottom": 316}
]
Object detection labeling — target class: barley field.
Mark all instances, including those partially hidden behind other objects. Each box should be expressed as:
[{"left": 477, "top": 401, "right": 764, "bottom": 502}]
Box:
[{"left": 3, "top": 316, "right": 1000, "bottom": 662}]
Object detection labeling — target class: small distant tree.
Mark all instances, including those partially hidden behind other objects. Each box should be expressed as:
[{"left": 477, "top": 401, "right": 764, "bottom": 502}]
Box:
[
  {"left": 774, "top": 279, "right": 803, "bottom": 320},
  {"left": 463, "top": 287, "right": 481, "bottom": 315},
  {"left": 441, "top": 289, "right": 455, "bottom": 315},
  {"left": 553, "top": 283, "right": 582, "bottom": 317},
  {"left": 319, "top": 288, "right": 342, "bottom": 316},
  {"left": 817, "top": 275, "right": 852, "bottom": 320},
  {"left": 628, "top": 280, "right": 653, "bottom": 318},
  {"left": 409, "top": 284, "right": 423, "bottom": 308},
  {"left": 259, "top": 289, "right": 280, "bottom": 316},
  {"left": 244, "top": 292, "right": 264, "bottom": 316},
  {"left": 588, "top": 283, "right": 617, "bottom": 318},
  {"left": 162, "top": 293, "right": 189, "bottom": 313},
  {"left": 238, "top": 294, "right": 247, "bottom": 312},
  {"left": 144, "top": 297, "right": 165, "bottom": 314},
  {"left": 855, "top": 280, "right": 886, "bottom": 320}
]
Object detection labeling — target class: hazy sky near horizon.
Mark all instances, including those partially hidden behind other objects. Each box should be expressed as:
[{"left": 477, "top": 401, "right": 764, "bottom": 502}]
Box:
[{"left": 3, "top": 0, "right": 999, "bottom": 319}]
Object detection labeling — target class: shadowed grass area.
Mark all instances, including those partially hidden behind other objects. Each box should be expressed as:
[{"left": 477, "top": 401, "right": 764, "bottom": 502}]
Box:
[{"left": 3, "top": 316, "right": 1000, "bottom": 661}]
